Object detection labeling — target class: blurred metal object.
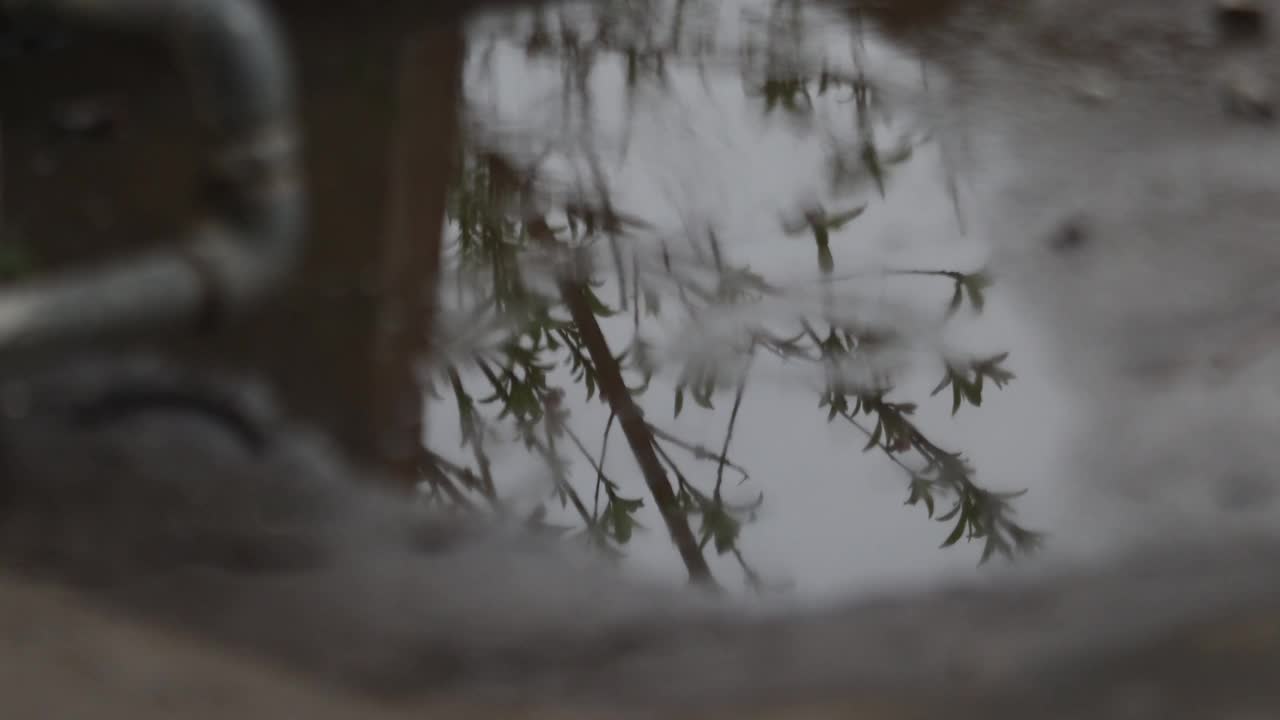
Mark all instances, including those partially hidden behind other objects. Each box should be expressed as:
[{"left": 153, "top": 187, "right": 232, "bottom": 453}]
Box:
[{"left": 0, "top": 0, "right": 303, "bottom": 351}]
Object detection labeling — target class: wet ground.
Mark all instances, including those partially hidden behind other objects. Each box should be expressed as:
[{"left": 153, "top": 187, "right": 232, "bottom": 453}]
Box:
[{"left": 4, "top": 0, "right": 1280, "bottom": 715}]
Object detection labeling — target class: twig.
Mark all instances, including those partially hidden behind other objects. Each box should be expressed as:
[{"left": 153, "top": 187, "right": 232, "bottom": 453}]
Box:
[
  {"left": 532, "top": 428, "right": 596, "bottom": 529},
  {"left": 562, "top": 422, "right": 622, "bottom": 500},
  {"left": 448, "top": 368, "right": 499, "bottom": 501},
  {"left": 647, "top": 425, "right": 751, "bottom": 480},
  {"left": 715, "top": 347, "right": 753, "bottom": 497},
  {"left": 559, "top": 277, "right": 715, "bottom": 586},
  {"left": 593, "top": 412, "right": 617, "bottom": 521},
  {"left": 419, "top": 453, "right": 479, "bottom": 510}
]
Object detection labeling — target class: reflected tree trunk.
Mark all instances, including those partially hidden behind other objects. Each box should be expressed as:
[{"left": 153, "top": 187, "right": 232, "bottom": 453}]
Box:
[{"left": 372, "top": 26, "right": 465, "bottom": 485}]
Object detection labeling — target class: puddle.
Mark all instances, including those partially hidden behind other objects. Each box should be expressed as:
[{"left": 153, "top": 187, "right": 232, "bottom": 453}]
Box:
[
  {"left": 437, "top": 0, "right": 1051, "bottom": 599},
  {"left": 5, "top": 0, "right": 1279, "bottom": 601},
  {"left": 441, "top": 0, "right": 1280, "bottom": 597}
]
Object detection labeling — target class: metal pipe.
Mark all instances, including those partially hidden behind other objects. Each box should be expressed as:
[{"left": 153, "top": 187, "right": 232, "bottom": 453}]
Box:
[{"left": 0, "top": 0, "right": 303, "bottom": 351}]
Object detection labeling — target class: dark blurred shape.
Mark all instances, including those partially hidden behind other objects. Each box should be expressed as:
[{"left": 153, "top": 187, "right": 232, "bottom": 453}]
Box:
[
  {"left": 1049, "top": 217, "right": 1090, "bottom": 253},
  {"left": 0, "top": 0, "right": 304, "bottom": 355},
  {"left": 1216, "top": 0, "right": 1268, "bottom": 44},
  {"left": 0, "top": 8, "right": 72, "bottom": 59},
  {"left": 46, "top": 96, "right": 119, "bottom": 141}
]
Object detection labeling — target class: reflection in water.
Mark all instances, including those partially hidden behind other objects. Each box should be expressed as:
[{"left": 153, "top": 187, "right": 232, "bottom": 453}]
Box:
[
  {"left": 929, "top": 0, "right": 1280, "bottom": 556},
  {"left": 0, "top": 0, "right": 1053, "bottom": 597},
  {"left": 432, "top": 0, "right": 1037, "bottom": 595},
  {"left": 437, "top": 0, "right": 1280, "bottom": 592},
  {"left": 0, "top": 3, "right": 473, "bottom": 484},
  {"left": 0, "top": 0, "right": 1034, "bottom": 598},
  {"left": 7, "top": 0, "right": 1269, "bottom": 599},
  {"left": 3, "top": 1, "right": 1280, "bottom": 715}
]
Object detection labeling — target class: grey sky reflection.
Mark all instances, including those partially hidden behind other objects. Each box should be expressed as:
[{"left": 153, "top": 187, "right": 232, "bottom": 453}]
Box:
[{"left": 440, "top": 1, "right": 1076, "bottom": 602}]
